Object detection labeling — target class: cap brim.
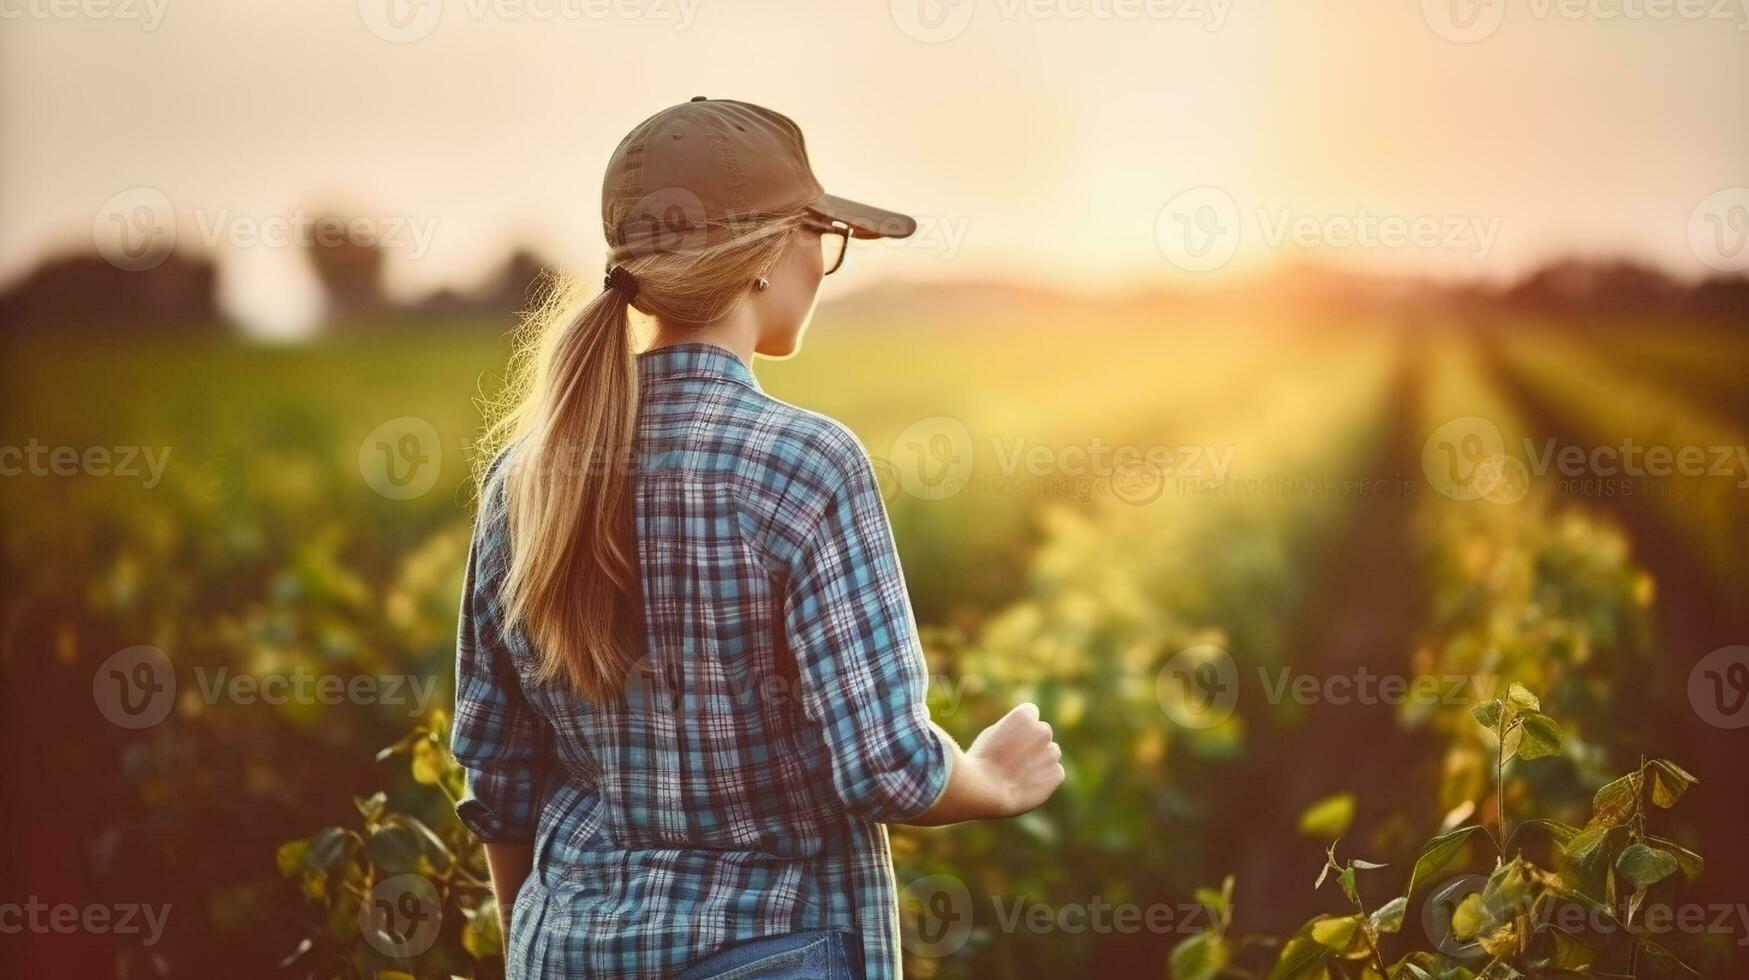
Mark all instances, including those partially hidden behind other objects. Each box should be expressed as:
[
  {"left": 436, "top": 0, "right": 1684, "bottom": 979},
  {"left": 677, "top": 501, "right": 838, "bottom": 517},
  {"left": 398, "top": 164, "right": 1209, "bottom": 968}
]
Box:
[{"left": 809, "top": 193, "right": 916, "bottom": 240}]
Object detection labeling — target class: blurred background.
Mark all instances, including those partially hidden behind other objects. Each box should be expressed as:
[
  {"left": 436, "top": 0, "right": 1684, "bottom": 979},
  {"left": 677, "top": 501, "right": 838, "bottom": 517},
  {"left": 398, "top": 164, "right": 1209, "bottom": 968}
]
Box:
[{"left": 2, "top": 2, "right": 1747, "bottom": 977}]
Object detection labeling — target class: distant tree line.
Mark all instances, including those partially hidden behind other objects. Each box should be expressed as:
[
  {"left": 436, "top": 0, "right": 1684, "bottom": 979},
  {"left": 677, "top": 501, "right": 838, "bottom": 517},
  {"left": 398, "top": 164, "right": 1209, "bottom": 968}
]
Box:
[{"left": 0, "top": 213, "right": 1744, "bottom": 335}]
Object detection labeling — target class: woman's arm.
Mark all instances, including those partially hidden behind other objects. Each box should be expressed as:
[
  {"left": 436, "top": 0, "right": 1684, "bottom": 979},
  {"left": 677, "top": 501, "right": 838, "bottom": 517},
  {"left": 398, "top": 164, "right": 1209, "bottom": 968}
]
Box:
[
  {"left": 483, "top": 841, "right": 533, "bottom": 938},
  {"left": 904, "top": 704, "right": 1064, "bottom": 827}
]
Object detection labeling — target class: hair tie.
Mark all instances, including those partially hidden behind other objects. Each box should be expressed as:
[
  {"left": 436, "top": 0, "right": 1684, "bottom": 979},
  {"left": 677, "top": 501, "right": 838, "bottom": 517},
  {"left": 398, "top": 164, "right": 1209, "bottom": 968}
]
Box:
[{"left": 603, "top": 265, "right": 638, "bottom": 300}]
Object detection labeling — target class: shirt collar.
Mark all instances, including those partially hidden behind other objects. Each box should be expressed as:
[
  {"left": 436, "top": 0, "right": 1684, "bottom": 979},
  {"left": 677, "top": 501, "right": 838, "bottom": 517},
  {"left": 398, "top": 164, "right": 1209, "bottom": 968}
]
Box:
[{"left": 638, "top": 343, "right": 761, "bottom": 392}]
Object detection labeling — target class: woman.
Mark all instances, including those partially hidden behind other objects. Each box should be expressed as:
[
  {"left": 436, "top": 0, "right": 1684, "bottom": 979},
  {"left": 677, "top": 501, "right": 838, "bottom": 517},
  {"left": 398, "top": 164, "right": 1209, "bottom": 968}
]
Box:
[{"left": 453, "top": 97, "right": 1064, "bottom": 979}]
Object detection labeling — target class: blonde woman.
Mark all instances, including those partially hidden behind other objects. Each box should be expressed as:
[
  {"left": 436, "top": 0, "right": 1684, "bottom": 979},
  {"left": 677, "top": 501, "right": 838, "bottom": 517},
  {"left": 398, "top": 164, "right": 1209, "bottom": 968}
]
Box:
[{"left": 453, "top": 98, "right": 1064, "bottom": 979}]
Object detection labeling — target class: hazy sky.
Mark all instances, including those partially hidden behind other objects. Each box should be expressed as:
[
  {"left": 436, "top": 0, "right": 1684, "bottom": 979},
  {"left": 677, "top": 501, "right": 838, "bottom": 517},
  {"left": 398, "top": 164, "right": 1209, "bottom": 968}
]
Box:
[{"left": 3, "top": 0, "right": 1746, "bottom": 336}]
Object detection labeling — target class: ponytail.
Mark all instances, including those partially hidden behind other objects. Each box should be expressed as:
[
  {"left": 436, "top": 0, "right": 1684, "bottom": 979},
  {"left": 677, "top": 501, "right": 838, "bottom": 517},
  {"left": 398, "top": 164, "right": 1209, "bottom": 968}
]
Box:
[{"left": 478, "top": 210, "right": 805, "bottom": 700}]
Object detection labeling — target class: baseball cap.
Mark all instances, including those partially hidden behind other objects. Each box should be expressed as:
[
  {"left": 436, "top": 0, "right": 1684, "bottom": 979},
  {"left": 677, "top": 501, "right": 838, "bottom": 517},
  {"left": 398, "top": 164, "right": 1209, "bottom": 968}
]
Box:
[{"left": 604, "top": 96, "right": 916, "bottom": 256}]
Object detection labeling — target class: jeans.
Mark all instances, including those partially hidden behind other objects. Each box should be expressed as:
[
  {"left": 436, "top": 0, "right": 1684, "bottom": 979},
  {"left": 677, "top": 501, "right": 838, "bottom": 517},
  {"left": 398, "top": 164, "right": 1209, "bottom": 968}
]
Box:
[{"left": 676, "top": 930, "right": 863, "bottom": 980}]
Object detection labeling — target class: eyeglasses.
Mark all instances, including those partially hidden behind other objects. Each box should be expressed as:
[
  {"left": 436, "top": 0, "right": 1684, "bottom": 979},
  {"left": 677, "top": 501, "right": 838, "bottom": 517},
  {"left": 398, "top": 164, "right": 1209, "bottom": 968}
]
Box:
[{"left": 803, "top": 216, "right": 852, "bottom": 275}]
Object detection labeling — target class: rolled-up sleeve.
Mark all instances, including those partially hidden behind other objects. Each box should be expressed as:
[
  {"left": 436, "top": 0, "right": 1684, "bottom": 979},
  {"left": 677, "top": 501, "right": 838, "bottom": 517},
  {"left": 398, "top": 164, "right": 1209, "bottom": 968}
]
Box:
[
  {"left": 782, "top": 435, "right": 951, "bottom": 824},
  {"left": 451, "top": 493, "right": 548, "bottom": 843}
]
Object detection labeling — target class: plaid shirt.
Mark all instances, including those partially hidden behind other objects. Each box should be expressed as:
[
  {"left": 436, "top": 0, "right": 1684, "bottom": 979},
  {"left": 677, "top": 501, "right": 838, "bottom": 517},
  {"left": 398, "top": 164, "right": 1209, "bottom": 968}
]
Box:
[{"left": 453, "top": 343, "right": 951, "bottom": 978}]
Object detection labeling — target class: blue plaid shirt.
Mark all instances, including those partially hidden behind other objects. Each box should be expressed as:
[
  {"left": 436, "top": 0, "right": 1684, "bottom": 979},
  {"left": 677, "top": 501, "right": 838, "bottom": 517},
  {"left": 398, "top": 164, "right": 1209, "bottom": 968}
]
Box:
[{"left": 453, "top": 343, "right": 951, "bottom": 978}]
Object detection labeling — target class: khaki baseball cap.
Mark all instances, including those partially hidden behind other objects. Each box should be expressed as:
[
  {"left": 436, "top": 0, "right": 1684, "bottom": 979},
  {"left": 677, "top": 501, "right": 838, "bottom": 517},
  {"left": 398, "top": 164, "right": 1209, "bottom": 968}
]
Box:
[{"left": 604, "top": 96, "right": 916, "bottom": 256}]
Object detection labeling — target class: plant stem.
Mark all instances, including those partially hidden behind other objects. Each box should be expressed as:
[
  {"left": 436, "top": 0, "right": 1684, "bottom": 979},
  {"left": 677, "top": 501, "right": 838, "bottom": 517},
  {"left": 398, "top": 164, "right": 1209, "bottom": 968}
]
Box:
[{"left": 1496, "top": 715, "right": 1509, "bottom": 858}]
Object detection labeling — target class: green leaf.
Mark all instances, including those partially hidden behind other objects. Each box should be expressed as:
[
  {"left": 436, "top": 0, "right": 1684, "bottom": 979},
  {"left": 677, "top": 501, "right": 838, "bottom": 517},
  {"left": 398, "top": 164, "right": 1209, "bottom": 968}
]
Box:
[
  {"left": 1514, "top": 711, "right": 1563, "bottom": 760},
  {"left": 1562, "top": 824, "right": 1627, "bottom": 899},
  {"left": 1450, "top": 893, "right": 1488, "bottom": 940},
  {"left": 1529, "top": 923, "right": 1592, "bottom": 971},
  {"left": 462, "top": 898, "right": 504, "bottom": 960},
  {"left": 1338, "top": 865, "right": 1358, "bottom": 904},
  {"left": 1590, "top": 772, "right": 1641, "bottom": 827},
  {"left": 1407, "top": 825, "right": 1484, "bottom": 897},
  {"left": 1616, "top": 844, "right": 1679, "bottom": 890},
  {"left": 1266, "top": 927, "right": 1331, "bottom": 980},
  {"left": 1310, "top": 913, "right": 1362, "bottom": 951},
  {"left": 1505, "top": 683, "right": 1540, "bottom": 712},
  {"left": 1636, "top": 938, "right": 1700, "bottom": 978},
  {"left": 1170, "top": 931, "right": 1230, "bottom": 980},
  {"left": 1645, "top": 835, "right": 1704, "bottom": 881},
  {"left": 354, "top": 792, "right": 387, "bottom": 823},
  {"left": 1370, "top": 896, "right": 1407, "bottom": 934},
  {"left": 363, "top": 825, "right": 423, "bottom": 874},
  {"left": 1509, "top": 818, "right": 1579, "bottom": 849},
  {"left": 411, "top": 736, "right": 448, "bottom": 786},
  {"left": 1298, "top": 793, "right": 1356, "bottom": 840},
  {"left": 275, "top": 839, "right": 309, "bottom": 878},
  {"left": 304, "top": 827, "right": 352, "bottom": 871},
  {"left": 1471, "top": 699, "right": 1504, "bottom": 729},
  {"left": 1647, "top": 759, "right": 1698, "bottom": 808},
  {"left": 393, "top": 815, "right": 453, "bottom": 869}
]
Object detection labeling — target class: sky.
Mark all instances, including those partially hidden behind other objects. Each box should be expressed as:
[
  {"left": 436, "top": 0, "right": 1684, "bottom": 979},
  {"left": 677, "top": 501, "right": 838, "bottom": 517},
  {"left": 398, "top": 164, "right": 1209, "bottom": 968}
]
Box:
[{"left": 2, "top": 0, "right": 1746, "bottom": 337}]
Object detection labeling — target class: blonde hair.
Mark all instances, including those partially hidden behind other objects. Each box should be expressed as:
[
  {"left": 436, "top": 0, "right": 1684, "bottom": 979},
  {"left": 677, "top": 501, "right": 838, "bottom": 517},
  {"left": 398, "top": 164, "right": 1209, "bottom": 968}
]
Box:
[{"left": 477, "top": 205, "right": 806, "bottom": 700}]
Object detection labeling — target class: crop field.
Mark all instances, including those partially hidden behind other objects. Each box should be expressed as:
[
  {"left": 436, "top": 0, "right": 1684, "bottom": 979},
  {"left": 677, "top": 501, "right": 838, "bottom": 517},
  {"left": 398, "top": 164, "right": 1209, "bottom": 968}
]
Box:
[{"left": 1, "top": 309, "right": 1743, "bottom": 978}]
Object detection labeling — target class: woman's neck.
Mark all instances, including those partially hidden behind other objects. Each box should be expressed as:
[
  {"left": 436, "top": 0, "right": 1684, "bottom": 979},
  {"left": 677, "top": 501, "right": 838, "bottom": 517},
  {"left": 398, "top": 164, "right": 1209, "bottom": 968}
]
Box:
[{"left": 647, "top": 306, "right": 759, "bottom": 365}]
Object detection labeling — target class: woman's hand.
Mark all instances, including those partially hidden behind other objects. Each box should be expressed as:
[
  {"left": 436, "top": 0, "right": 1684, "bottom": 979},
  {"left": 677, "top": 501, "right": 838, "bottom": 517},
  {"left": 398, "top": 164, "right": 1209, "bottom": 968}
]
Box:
[
  {"left": 964, "top": 702, "right": 1065, "bottom": 817},
  {"left": 904, "top": 703, "right": 1065, "bottom": 826}
]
